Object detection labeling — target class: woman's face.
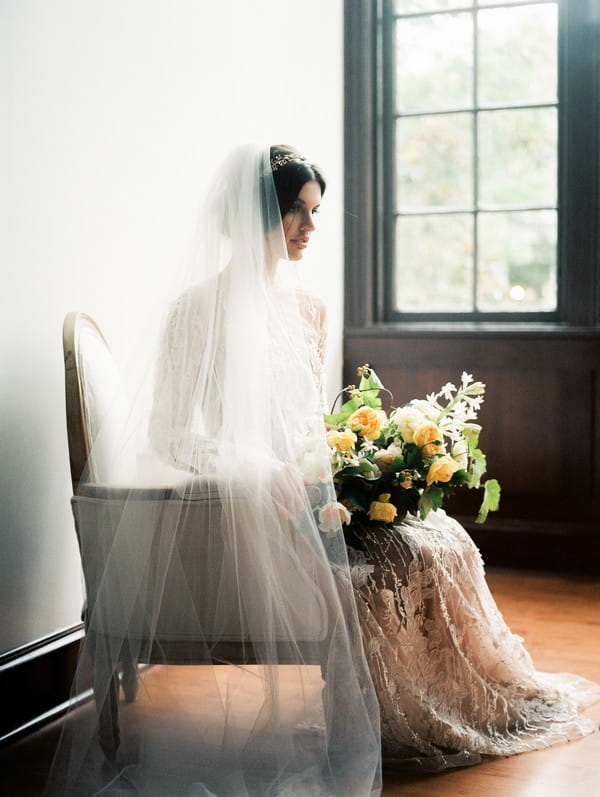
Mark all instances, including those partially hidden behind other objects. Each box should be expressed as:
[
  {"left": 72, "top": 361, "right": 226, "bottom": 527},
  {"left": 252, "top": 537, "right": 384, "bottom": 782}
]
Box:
[{"left": 281, "top": 180, "right": 322, "bottom": 261}]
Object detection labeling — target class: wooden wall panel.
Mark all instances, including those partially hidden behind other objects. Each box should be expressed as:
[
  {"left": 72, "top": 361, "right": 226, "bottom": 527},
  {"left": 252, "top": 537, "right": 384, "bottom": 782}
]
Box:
[
  {"left": 594, "top": 369, "right": 600, "bottom": 499},
  {"left": 345, "top": 331, "right": 600, "bottom": 572}
]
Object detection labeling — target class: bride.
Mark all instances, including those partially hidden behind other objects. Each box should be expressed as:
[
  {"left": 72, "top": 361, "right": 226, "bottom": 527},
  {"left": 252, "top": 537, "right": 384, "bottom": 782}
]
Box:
[
  {"left": 46, "top": 143, "right": 597, "bottom": 796},
  {"left": 148, "top": 143, "right": 599, "bottom": 774},
  {"left": 45, "top": 143, "right": 381, "bottom": 797}
]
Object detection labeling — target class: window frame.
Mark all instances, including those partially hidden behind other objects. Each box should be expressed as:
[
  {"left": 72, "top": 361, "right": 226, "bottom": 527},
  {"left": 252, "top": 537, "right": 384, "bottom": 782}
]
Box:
[{"left": 344, "top": 0, "right": 600, "bottom": 332}]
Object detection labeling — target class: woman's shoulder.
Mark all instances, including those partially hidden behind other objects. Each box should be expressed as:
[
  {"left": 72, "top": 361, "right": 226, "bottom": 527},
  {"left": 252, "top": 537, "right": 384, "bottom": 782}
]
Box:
[
  {"left": 169, "top": 274, "right": 221, "bottom": 316},
  {"left": 294, "top": 287, "right": 327, "bottom": 328}
]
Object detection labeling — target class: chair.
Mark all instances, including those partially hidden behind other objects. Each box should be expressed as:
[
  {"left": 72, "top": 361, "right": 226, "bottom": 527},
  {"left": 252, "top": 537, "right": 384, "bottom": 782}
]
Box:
[{"left": 62, "top": 312, "right": 331, "bottom": 758}]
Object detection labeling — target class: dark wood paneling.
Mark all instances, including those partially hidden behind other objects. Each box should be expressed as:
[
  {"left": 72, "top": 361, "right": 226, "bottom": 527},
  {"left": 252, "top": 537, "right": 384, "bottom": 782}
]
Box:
[
  {"left": 594, "top": 368, "right": 600, "bottom": 499},
  {"left": 345, "top": 330, "right": 600, "bottom": 571},
  {"left": 0, "top": 627, "right": 86, "bottom": 745}
]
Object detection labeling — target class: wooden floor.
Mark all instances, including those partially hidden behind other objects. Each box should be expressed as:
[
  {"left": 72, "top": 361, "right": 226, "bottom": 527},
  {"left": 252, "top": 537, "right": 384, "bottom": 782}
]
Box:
[{"left": 1, "top": 568, "right": 599, "bottom": 797}]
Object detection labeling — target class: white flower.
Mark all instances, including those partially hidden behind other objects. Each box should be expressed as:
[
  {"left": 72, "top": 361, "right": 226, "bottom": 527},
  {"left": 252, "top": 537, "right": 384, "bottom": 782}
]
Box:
[
  {"left": 461, "top": 372, "right": 485, "bottom": 396},
  {"left": 359, "top": 438, "right": 378, "bottom": 453},
  {"left": 440, "top": 382, "right": 456, "bottom": 401},
  {"left": 409, "top": 399, "right": 439, "bottom": 421},
  {"left": 451, "top": 440, "right": 469, "bottom": 470},
  {"left": 318, "top": 501, "right": 352, "bottom": 534},
  {"left": 466, "top": 396, "right": 484, "bottom": 411},
  {"left": 390, "top": 406, "right": 426, "bottom": 443}
]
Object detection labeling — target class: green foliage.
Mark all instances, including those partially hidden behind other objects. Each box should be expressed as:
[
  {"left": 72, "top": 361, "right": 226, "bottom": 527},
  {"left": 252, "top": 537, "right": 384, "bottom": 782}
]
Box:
[
  {"left": 468, "top": 448, "right": 487, "bottom": 489},
  {"left": 324, "top": 395, "right": 363, "bottom": 426},
  {"left": 392, "top": 455, "right": 405, "bottom": 472},
  {"left": 324, "top": 366, "right": 384, "bottom": 424},
  {"left": 418, "top": 486, "right": 444, "bottom": 519},
  {"left": 451, "top": 468, "right": 469, "bottom": 486},
  {"left": 476, "top": 479, "right": 501, "bottom": 524},
  {"left": 358, "top": 368, "right": 384, "bottom": 408},
  {"left": 404, "top": 443, "right": 422, "bottom": 469},
  {"left": 463, "top": 424, "right": 481, "bottom": 452}
]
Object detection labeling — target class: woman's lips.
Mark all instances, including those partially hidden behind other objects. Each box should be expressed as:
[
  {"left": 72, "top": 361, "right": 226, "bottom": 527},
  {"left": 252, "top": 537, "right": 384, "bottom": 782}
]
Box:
[{"left": 291, "top": 237, "right": 309, "bottom": 248}]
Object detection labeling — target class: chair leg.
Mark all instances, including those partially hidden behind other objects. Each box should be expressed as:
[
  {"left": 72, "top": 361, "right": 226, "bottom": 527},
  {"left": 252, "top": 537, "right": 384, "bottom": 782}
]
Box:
[
  {"left": 120, "top": 655, "right": 139, "bottom": 702},
  {"left": 94, "top": 641, "right": 121, "bottom": 760}
]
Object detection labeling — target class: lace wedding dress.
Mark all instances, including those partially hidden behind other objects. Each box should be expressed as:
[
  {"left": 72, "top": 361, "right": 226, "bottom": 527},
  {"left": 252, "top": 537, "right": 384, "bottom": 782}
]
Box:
[
  {"left": 348, "top": 514, "right": 600, "bottom": 771},
  {"left": 306, "top": 300, "right": 600, "bottom": 773}
]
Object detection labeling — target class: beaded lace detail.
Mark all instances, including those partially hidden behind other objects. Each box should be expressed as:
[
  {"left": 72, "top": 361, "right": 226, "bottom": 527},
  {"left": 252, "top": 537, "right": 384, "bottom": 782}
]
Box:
[{"left": 350, "top": 510, "right": 600, "bottom": 769}]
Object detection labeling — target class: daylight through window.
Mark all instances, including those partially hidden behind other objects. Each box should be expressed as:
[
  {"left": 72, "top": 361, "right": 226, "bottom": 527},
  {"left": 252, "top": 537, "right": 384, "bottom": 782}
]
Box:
[{"left": 390, "top": 1, "right": 558, "bottom": 316}]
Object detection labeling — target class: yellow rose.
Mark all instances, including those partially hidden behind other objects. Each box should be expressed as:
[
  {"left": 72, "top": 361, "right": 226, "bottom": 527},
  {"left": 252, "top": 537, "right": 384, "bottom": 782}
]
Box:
[
  {"left": 413, "top": 422, "right": 445, "bottom": 457},
  {"left": 390, "top": 406, "right": 425, "bottom": 443},
  {"left": 348, "top": 407, "right": 386, "bottom": 440},
  {"left": 426, "top": 455, "right": 459, "bottom": 486},
  {"left": 326, "top": 428, "right": 357, "bottom": 452},
  {"left": 367, "top": 493, "right": 398, "bottom": 523}
]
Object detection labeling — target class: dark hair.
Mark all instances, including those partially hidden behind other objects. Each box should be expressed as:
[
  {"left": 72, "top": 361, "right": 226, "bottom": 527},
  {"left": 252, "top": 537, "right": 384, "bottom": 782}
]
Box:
[{"left": 269, "top": 144, "right": 326, "bottom": 217}]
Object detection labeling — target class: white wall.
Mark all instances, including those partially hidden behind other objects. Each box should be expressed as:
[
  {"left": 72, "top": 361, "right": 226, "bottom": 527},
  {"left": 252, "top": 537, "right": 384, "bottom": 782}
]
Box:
[{"left": 0, "top": 0, "right": 343, "bottom": 654}]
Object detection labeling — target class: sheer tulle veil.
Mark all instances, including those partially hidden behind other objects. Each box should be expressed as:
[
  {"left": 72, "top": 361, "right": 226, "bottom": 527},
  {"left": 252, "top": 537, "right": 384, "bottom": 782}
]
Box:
[{"left": 45, "top": 144, "right": 382, "bottom": 796}]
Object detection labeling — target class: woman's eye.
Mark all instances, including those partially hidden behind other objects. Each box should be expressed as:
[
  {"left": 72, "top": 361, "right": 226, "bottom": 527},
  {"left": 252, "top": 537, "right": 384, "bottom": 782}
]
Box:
[{"left": 312, "top": 207, "right": 320, "bottom": 215}]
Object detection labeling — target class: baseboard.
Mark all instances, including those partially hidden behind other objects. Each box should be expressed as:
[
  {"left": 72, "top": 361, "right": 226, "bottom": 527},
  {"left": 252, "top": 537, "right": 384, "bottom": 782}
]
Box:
[
  {"left": 458, "top": 516, "right": 600, "bottom": 575},
  {"left": 0, "top": 625, "right": 87, "bottom": 745}
]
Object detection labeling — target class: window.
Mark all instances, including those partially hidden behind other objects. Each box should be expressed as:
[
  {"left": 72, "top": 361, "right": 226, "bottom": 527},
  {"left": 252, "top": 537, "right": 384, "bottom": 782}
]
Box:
[{"left": 344, "top": 0, "right": 600, "bottom": 327}]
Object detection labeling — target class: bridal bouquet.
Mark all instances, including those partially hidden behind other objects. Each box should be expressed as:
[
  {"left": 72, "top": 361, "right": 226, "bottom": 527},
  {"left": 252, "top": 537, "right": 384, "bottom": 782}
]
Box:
[{"left": 323, "top": 365, "right": 500, "bottom": 530}]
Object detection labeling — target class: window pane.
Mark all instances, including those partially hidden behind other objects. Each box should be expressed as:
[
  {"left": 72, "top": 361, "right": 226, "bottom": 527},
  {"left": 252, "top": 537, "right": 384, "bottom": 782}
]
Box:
[
  {"left": 395, "top": 214, "right": 474, "bottom": 311},
  {"left": 395, "top": 13, "right": 472, "bottom": 112},
  {"left": 478, "top": 5, "right": 557, "bottom": 105},
  {"left": 397, "top": 114, "right": 473, "bottom": 210},
  {"left": 478, "top": 0, "right": 549, "bottom": 5},
  {"left": 477, "top": 210, "right": 557, "bottom": 311},
  {"left": 479, "top": 108, "right": 557, "bottom": 207},
  {"left": 395, "top": 1, "right": 460, "bottom": 12}
]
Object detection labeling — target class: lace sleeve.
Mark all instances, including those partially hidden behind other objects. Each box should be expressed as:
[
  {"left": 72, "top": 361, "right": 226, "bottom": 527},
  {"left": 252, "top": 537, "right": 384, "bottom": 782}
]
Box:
[
  {"left": 148, "top": 293, "right": 212, "bottom": 471},
  {"left": 299, "top": 290, "right": 329, "bottom": 412}
]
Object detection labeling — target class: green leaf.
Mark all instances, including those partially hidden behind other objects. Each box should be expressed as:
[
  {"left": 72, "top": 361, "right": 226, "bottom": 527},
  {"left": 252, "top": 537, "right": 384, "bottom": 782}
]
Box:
[
  {"left": 359, "top": 368, "right": 384, "bottom": 394},
  {"left": 468, "top": 448, "right": 487, "bottom": 489},
  {"left": 450, "top": 468, "right": 469, "bottom": 486},
  {"left": 476, "top": 478, "right": 501, "bottom": 524},
  {"left": 359, "top": 460, "right": 381, "bottom": 477},
  {"left": 392, "top": 456, "right": 405, "bottom": 472},
  {"left": 337, "top": 464, "right": 381, "bottom": 481},
  {"left": 404, "top": 443, "right": 422, "bottom": 469},
  {"left": 439, "top": 482, "right": 456, "bottom": 497},
  {"left": 463, "top": 423, "right": 481, "bottom": 452},
  {"left": 418, "top": 486, "right": 444, "bottom": 519},
  {"left": 363, "top": 393, "right": 382, "bottom": 410},
  {"left": 324, "top": 395, "right": 363, "bottom": 425},
  {"left": 354, "top": 368, "right": 383, "bottom": 408}
]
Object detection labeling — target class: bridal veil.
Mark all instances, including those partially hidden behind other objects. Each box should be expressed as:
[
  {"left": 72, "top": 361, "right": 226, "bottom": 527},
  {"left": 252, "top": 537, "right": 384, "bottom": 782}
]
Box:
[{"left": 45, "top": 144, "right": 382, "bottom": 796}]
